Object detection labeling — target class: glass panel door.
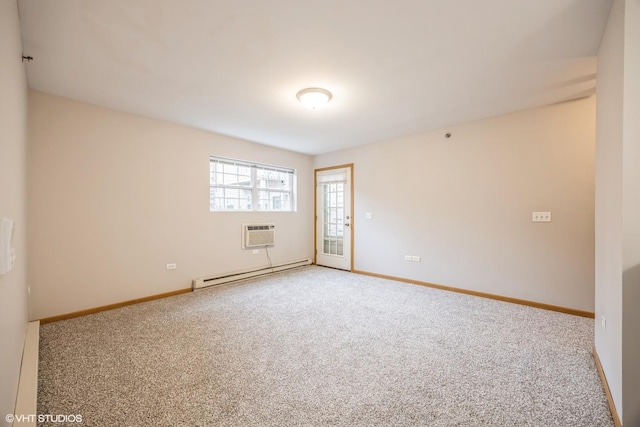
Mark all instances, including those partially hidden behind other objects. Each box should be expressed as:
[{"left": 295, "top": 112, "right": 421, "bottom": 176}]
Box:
[{"left": 316, "top": 167, "right": 351, "bottom": 270}]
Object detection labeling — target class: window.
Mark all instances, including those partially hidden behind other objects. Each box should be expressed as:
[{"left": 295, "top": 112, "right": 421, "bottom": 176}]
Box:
[{"left": 210, "top": 157, "right": 296, "bottom": 212}]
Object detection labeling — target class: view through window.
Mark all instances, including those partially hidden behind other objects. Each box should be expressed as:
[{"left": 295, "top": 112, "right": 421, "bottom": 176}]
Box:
[{"left": 210, "top": 157, "right": 296, "bottom": 212}]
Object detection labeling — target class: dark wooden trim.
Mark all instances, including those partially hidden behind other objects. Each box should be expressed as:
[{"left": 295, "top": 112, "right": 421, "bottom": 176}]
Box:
[
  {"left": 39, "top": 288, "right": 191, "bottom": 324},
  {"left": 593, "top": 347, "right": 622, "bottom": 427},
  {"left": 313, "top": 164, "right": 355, "bottom": 272},
  {"left": 352, "top": 269, "right": 595, "bottom": 318}
]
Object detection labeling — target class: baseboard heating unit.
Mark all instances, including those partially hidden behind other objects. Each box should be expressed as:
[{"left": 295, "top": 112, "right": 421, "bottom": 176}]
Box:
[
  {"left": 14, "top": 320, "right": 39, "bottom": 427},
  {"left": 192, "top": 258, "right": 312, "bottom": 290}
]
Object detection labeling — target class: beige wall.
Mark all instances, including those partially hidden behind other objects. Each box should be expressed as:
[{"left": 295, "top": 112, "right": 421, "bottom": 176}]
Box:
[
  {"left": 595, "top": 0, "right": 624, "bottom": 417},
  {"left": 27, "top": 91, "right": 314, "bottom": 320},
  {"left": 596, "top": 0, "right": 640, "bottom": 423},
  {"left": 621, "top": 0, "right": 640, "bottom": 423},
  {"left": 315, "top": 97, "right": 596, "bottom": 312},
  {"left": 0, "top": 0, "right": 29, "bottom": 425}
]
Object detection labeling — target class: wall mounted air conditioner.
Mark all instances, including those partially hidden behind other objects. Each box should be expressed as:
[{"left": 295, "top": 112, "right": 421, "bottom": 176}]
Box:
[{"left": 242, "top": 223, "right": 275, "bottom": 249}]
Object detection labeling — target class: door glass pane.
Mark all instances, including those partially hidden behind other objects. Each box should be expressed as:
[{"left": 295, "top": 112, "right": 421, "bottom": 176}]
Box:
[{"left": 321, "top": 178, "right": 346, "bottom": 256}]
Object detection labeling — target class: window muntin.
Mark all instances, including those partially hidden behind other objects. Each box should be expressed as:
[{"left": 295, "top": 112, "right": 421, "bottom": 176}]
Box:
[{"left": 210, "top": 157, "right": 296, "bottom": 212}]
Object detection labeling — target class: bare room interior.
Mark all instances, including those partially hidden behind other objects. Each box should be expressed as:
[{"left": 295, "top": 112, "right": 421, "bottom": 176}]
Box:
[{"left": 1, "top": 0, "right": 639, "bottom": 426}]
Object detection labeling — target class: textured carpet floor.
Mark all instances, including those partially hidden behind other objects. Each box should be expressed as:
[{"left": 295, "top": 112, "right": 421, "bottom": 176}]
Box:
[{"left": 38, "top": 266, "right": 614, "bottom": 426}]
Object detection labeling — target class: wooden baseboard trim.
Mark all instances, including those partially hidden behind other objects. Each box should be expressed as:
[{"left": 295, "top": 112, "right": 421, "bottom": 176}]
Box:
[
  {"left": 352, "top": 269, "right": 595, "bottom": 318},
  {"left": 593, "top": 347, "right": 622, "bottom": 427},
  {"left": 39, "top": 288, "right": 191, "bottom": 324}
]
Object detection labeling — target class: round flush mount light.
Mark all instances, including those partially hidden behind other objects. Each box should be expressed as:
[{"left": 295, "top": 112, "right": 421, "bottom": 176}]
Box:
[{"left": 296, "top": 87, "right": 332, "bottom": 110}]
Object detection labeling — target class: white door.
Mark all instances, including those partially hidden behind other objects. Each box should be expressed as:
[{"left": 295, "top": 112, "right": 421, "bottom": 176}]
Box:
[{"left": 315, "top": 166, "right": 352, "bottom": 270}]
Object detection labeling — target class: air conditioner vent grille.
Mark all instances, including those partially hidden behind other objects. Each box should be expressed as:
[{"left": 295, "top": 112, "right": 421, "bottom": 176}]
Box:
[
  {"left": 247, "top": 225, "right": 274, "bottom": 231},
  {"left": 243, "top": 223, "right": 275, "bottom": 248}
]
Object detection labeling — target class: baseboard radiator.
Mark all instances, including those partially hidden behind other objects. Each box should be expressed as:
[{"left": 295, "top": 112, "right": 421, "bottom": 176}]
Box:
[{"left": 192, "top": 258, "right": 312, "bottom": 290}]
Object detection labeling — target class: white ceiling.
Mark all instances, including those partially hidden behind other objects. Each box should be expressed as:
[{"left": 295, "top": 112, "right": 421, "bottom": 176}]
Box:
[{"left": 18, "top": 0, "right": 611, "bottom": 155}]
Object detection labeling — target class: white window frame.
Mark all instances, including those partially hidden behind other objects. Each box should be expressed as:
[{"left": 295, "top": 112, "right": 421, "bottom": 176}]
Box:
[{"left": 210, "top": 156, "right": 297, "bottom": 212}]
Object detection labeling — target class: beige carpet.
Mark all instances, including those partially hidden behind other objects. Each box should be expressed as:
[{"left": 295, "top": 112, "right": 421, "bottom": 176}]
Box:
[{"left": 38, "top": 266, "right": 614, "bottom": 426}]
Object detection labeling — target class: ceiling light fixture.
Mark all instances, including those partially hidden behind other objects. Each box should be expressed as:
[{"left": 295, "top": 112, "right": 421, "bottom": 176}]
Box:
[{"left": 296, "top": 87, "right": 332, "bottom": 110}]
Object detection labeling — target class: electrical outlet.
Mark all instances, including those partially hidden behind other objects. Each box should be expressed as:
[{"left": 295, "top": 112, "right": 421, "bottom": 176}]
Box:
[
  {"left": 252, "top": 249, "right": 259, "bottom": 254},
  {"left": 601, "top": 316, "right": 606, "bottom": 331},
  {"left": 404, "top": 255, "right": 412, "bottom": 261},
  {"left": 412, "top": 256, "right": 421, "bottom": 262},
  {"left": 166, "top": 263, "right": 177, "bottom": 270},
  {"left": 532, "top": 212, "right": 552, "bottom": 222},
  {"left": 365, "top": 212, "right": 373, "bottom": 220}
]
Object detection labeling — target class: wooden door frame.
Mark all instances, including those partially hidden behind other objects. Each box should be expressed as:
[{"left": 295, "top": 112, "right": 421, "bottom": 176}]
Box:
[{"left": 313, "top": 164, "right": 355, "bottom": 272}]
